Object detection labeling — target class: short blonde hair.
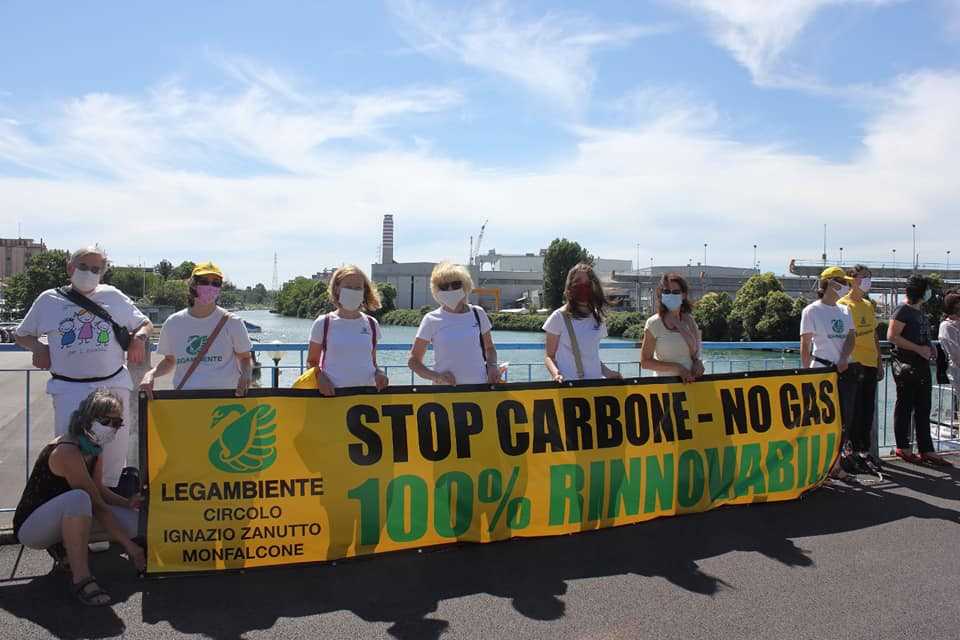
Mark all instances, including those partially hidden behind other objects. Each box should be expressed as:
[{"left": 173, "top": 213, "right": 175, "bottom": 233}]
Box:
[
  {"left": 329, "top": 265, "right": 381, "bottom": 311},
  {"left": 430, "top": 262, "right": 473, "bottom": 299}
]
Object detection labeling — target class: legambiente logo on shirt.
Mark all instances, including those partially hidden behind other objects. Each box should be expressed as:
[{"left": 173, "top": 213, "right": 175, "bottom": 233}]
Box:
[{"left": 177, "top": 335, "right": 224, "bottom": 365}]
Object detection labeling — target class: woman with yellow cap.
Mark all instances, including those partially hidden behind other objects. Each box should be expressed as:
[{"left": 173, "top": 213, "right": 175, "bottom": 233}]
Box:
[{"left": 140, "top": 262, "right": 253, "bottom": 395}]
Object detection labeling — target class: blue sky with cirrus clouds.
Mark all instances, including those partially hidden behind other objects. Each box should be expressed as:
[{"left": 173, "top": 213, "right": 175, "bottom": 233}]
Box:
[{"left": 1, "top": 0, "right": 958, "bottom": 286}]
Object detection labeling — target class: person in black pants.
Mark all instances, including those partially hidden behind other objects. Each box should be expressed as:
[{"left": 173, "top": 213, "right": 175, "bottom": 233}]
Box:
[{"left": 887, "top": 275, "right": 952, "bottom": 466}]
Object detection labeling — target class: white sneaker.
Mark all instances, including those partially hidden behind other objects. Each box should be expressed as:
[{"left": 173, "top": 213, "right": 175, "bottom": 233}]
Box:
[{"left": 88, "top": 541, "right": 110, "bottom": 553}]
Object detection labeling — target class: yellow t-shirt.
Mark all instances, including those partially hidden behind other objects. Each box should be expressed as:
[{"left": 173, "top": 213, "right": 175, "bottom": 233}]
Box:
[{"left": 838, "top": 295, "right": 879, "bottom": 367}]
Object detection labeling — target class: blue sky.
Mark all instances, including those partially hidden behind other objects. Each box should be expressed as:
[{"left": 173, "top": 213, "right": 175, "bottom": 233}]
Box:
[{"left": 1, "top": 0, "right": 959, "bottom": 286}]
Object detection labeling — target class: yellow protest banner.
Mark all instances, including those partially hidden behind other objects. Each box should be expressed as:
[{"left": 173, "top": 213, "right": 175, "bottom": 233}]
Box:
[{"left": 142, "top": 368, "right": 841, "bottom": 574}]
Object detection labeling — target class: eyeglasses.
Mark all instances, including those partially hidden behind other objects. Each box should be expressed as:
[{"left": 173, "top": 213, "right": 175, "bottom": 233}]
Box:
[
  {"left": 99, "top": 416, "right": 124, "bottom": 428},
  {"left": 195, "top": 277, "right": 222, "bottom": 287},
  {"left": 662, "top": 288, "right": 683, "bottom": 295},
  {"left": 76, "top": 264, "right": 103, "bottom": 275},
  {"left": 437, "top": 280, "right": 463, "bottom": 291}
]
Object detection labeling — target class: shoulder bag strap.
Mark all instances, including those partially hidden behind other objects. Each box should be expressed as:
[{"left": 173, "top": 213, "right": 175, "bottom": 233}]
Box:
[
  {"left": 59, "top": 286, "right": 126, "bottom": 337},
  {"left": 176, "top": 311, "right": 231, "bottom": 391},
  {"left": 318, "top": 314, "right": 331, "bottom": 370},
  {"left": 471, "top": 306, "right": 487, "bottom": 364},
  {"left": 561, "top": 311, "right": 585, "bottom": 380},
  {"left": 367, "top": 315, "right": 378, "bottom": 367}
]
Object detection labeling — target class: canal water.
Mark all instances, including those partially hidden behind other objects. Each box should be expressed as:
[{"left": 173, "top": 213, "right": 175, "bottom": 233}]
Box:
[{"left": 236, "top": 309, "right": 802, "bottom": 385}]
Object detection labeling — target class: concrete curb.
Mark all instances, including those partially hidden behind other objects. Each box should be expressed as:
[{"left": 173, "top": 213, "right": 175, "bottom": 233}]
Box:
[{"left": 1, "top": 526, "right": 16, "bottom": 546}]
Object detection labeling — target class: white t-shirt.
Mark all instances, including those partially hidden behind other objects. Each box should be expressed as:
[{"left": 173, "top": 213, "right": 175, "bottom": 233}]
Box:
[
  {"left": 542, "top": 309, "right": 607, "bottom": 380},
  {"left": 310, "top": 312, "right": 383, "bottom": 388},
  {"left": 157, "top": 308, "right": 252, "bottom": 390},
  {"left": 16, "top": 285, "right": 147, "bottom": 392},
  {"left": 415, "top": 306, "right": 492, "bottom": 385},
  {"left": 800, "top": 300, "right": 853, "bottom": 367}
]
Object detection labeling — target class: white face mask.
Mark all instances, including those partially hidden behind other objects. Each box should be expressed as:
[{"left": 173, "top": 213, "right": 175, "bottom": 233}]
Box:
[
  {"left": 436, "top": 289, "right": 465, "bottom": 310},
  {"left": 832, "top": 282, "right": 851, "bottom": 298},
  {"left": 661, "top": 293, "right": 683, "bottom": 311},
  {"left": 89, "top": 422, "right": 118, "bottom": 447},
  {"left": 71, "top": 269, "right": 101, "bottom": 292},
  {"left": 338, "top": 287, "right": 364, "bottom": 311},
  {"left": 858, "top": 277, "right": 872, "bottom": 293}
]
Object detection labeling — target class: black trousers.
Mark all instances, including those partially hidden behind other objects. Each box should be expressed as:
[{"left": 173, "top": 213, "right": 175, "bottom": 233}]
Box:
[
  {"left": 848, "top": 365, "right": 878, "bottom": 453},
  {"left": 892, "top": 361, "right": 934, "bottom": 453},
  {"left": 837, "top": 364, "right": 860, "bottom": 449}
]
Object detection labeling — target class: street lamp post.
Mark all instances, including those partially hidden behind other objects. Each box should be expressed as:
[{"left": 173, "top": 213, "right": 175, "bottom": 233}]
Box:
[
  {"left": 269, "top": 340, "right": 285, "bottom": 388},
  {"left": 839, "top": 247, "right": 844, "bottom": 265},
  {"left": 892, "top": 249, "right": 897, "bottom": 279},
  {"left": 947, "top": 250, "right": 951, "bottom": 271},
  {"left": 753, "top": 244, "right": 758, "bottom": 272}
]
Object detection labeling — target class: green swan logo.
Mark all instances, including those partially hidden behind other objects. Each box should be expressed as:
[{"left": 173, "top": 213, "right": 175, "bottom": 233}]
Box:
[
  {"left": 186, "top": 335, "right": 208, "bottom": 356},
  {"left": 207, "top": 404, "right": 278, "bottom": 473}
]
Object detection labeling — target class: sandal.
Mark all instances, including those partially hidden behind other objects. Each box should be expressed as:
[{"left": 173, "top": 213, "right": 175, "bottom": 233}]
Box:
[
  {"left": 74, "top": 576, "right": 111, "bottom": 607},
  {"left": 920, "top": 453, "right": 954, "bottom": 467},
  {"left": 894, "top": 448, "right": 923, "bottom": 464}
]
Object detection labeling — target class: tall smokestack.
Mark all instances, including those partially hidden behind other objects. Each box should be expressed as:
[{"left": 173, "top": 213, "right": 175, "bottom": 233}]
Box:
[{"left": 381, "top": 214, "right": 394, "bottom": 264}]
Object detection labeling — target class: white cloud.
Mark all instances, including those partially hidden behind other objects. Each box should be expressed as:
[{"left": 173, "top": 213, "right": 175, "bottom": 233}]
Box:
[
  {"left": 1, "top": 62, "right": 958, "bottom": 286},
  {"left": 671, "top": 0, "right": 896, "bottom": 86},
  {"left": 388, "top": 0, "right": 671, "bottom": 109}
]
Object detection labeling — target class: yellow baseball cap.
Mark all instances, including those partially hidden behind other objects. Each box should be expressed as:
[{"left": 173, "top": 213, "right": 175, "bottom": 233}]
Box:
[
  {"left": 819, "top": 266, "right": 851, "bottom": 281},
  {"left": 191, "top": 261, "right": 224, "bottom": 279}
]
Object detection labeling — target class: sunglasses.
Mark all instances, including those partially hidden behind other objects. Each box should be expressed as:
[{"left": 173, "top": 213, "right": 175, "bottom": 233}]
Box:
[
  {"left": 99, "top": 416, "right": 124, "bottom": 428},
  {"left": 437, "top": 280, "right": 463, "bottom": 291},
  {"left": 76, "top": 264, "right": 103, "bottom": 275},
  {"left": 662, "top": 288, "right": 683, "bottom": 295},
  {"left": 195, "top": 277, "right": 222, "bottom": 287}
]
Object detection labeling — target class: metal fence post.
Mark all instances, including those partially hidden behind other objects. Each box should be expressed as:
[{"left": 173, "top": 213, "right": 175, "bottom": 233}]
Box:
[{"left": 25, "top": 370, "right": 31, "bottom": 483}]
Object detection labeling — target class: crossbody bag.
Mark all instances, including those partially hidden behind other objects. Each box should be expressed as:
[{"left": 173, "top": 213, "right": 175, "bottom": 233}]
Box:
[
  {"left": 176, "top": 312, "right": 231, "bottom": 390},
  {"left": 58, "top": 286, "right": 132, "bottom": 350},
  {"left": 560, "top": 311, "right": 585, "bottom": 380}
]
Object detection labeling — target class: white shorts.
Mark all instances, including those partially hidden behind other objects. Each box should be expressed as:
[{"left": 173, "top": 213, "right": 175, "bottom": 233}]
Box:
[{"left": 51, "top": 386, "right": 130, "bottom": 487}]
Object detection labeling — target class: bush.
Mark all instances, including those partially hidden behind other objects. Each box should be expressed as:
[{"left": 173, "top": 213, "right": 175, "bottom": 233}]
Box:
[
  {"left": 622, "top": 324, "right": 645, "bottom": 341},
  {"left": 381, "top": 309, "right": 427, "bottom": 326},
  {"left": 606, "top": 311, "right": 644, "bottom": 337},
  {"left": 489, "top": 313, "right": 547, "bottom": 332}
]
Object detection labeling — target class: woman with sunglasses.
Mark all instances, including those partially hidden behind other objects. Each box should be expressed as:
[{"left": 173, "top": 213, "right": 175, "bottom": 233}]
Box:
[
  {"left": 544, "top": 263, "right": 623, "bottom": 382},
  {"left": 140, "top": 262, "right": 253, "bottom": 396},
  {"left": 13, "top": 389, "right": 144, "bottom": 606},
  {"left": 408, "top": 262, "right": 501, "bottom": 386},
  {"left": 640, "top": 273, "right": 703, "bottom": 383}
]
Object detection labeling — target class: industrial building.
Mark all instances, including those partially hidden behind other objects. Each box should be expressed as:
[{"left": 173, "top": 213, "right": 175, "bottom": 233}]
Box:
[{"left": 0, "top": 237, "right": 47, "bottom": 280}]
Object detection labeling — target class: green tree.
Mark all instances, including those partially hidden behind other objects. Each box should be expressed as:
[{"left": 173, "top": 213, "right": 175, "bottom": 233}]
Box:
[
  {"left": 150, "top": 279, "right": 188, "bottom": 309},
  {"left": 275, "top": 277, "right": 316, "bottom": 317},
  {"left": 376, "top": 282, "right": 397, "bottom": 315},
  {"left": 3, "top": 250, "right": 70, "bottom": 316},
  {"left": 924, "top": 273, "right": 946, "bottom": 327},
  {"left": 542, "top": 238, "right": 591, "bottom": 310},
  {"left": 103, "top": 266, "right": 156, "bottom": 300},
  {"left": 170, "top": 260, "right": 196, "bottom": 280},
  {"left": 155, "top": 260, "right": 174, "bottom": 280},
  {"left": 728, "top": 273, "right": 785, "bottom": 339},
  {"left": 754, "top": 291, "right": 802, "bottom": 340},
  {"left": 693, "top": 292, "right": 733, "bottom": 340}
]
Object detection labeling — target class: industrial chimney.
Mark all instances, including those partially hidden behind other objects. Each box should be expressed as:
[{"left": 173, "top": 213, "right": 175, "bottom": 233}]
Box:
[{"left": 381, "top": 214, "right": 394, "bottom": 264}]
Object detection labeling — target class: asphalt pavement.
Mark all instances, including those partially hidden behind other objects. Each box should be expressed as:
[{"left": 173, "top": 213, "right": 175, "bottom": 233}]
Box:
[{"left": 1, "top": 456, "right": 958, "bottom": 640}]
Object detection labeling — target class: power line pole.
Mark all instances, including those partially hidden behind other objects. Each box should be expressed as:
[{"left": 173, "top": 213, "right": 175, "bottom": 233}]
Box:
[{"left": 272, "top": 252, "right": 279, "bottom": 291}]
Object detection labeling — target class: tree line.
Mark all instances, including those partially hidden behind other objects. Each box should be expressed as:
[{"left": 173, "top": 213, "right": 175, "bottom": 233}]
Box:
[{"left": 1, "top": 252, "right": 275, "bottom": 318}]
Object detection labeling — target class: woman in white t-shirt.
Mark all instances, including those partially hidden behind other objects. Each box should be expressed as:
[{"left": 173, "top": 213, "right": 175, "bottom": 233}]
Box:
[
  {"left": 543, "top": 263, "right": 623, "bottom": 383},
  {"left": 140, "top": 261, "right": 253, "bottom": 396},
  {"left": 408, "top": 262, "right": 501, "bottom": 386},
  {"left": 307, "top": 265, "right": 388, "bottom": 396},
  {"left": 640, "top": 273, "right": 703, "bottom": 382}
]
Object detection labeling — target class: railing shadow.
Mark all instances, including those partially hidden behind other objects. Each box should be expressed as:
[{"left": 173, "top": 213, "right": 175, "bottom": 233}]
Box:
[{"left": 1, "top": 459, "right": 958, "bottom": 640}]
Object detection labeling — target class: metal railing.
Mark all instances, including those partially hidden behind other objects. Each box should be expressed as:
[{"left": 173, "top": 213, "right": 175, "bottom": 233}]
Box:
[{"left": 1, "top": 342, "right": 957, "bottom": 517}]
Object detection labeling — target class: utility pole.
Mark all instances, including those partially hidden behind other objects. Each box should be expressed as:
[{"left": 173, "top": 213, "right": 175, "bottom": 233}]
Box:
[
  {"left": 912, "top": 224, "right": 917, "bottom": 272},
  {"left": 753, "top": 244, "right": 758, "bottom": 272},
  {"left": 822, "top": 224, "right": 827, "bottom": 266},
  {"left": 635, "top": 242, "right": 640, "bottom": 312},
  {"left": 272, "top": 252, "right": 279, "bottom": 291}
]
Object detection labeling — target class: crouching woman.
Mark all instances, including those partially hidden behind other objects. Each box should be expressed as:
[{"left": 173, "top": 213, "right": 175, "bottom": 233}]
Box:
[{"left": 13, "top": 389, "right": 144, "bottom": 606}]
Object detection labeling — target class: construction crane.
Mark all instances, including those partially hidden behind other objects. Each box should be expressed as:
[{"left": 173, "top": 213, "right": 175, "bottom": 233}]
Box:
[{"left": 471, "top": 219, "right": 488, "bottom": 269}]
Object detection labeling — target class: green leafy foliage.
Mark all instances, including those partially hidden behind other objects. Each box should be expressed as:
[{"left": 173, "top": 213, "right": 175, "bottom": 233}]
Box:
[
  {"left": 275, "top": 278, "right": 333, "bottom": 318},
  {"left": 606, "top": 311, "right": 644, "bottom": 337},
  {"left": 729, "top": 273, "right": 786, "bottom": 339},
  {"left": 376, "top": 282, "right": 397, "bottom": 314},
  {"left": 170, "top": 261, "right": 196, "bottom": 280},
  {"left": 542, "top": 238, "right": 591, "bottom": 310},
  {"left": 622, "top": 324, "right": 644, "bottom": 341},
  {"left": 693, "top": 292, "right": 733, "bottom": 340},
  {"left": 3, "top": 250, "right": 70, "bottom": 317}
]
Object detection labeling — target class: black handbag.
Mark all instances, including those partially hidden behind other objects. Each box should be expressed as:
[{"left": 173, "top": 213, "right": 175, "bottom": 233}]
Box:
[{"left": 58, "top": 286, "right": 132, "bottom": 350}]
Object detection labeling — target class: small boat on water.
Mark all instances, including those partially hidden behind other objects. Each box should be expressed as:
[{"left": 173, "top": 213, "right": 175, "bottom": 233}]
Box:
[{"left": 243, "top": 320, "right": 262, "bottom": 334}]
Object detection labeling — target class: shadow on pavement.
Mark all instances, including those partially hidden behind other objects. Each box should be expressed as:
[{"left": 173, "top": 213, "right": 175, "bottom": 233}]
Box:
[{"left": 1, "top": 460, "right": 958, "bottom": 640}]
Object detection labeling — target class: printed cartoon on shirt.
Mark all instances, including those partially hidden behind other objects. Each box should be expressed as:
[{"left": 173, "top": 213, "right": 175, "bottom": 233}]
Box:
[
  {"left": 58, "top": 318, "right": 77, "bottom": 348},
  {"left": 76, "top": 309, "right": 96, "bottom": 344},
  {"left": 57, "top": 306, "right": 112, "bottom": 354}
]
